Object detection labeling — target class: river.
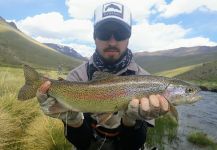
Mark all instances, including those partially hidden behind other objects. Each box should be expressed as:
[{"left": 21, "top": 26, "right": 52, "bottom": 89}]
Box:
[{"left": 166, "top": 91, "right": 217, "bottom": 149}]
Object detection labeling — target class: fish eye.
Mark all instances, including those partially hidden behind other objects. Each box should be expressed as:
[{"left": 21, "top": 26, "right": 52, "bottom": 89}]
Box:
[{"left": 186, "top": 88, "right": 193, "bottom": 93}]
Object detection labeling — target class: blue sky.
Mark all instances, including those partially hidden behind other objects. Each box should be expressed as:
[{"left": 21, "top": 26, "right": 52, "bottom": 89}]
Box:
[
  {"left": 0, "top": 0, "right": 217, "bottom": 57},
  {"left": 0, "top": 0, "right": 69, "bottom": 20}
]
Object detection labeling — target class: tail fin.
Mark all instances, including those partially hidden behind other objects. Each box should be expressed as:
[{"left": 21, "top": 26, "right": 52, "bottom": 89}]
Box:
[{"left": 18, "top": 65, "right": 41, "bottom": 100}]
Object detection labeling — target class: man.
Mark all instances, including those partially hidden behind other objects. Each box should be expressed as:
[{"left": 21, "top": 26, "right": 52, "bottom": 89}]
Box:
[{"left": 37, "top": 1, "right": 169, "bottom": 150}]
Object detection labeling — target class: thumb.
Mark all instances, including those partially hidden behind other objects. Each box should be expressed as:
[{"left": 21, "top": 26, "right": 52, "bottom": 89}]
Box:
[{"left": 38, "top": 81, "right": 51, "bottom": 94}]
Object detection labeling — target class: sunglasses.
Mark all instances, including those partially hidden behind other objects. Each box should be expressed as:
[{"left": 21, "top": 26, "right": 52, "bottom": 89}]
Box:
[{"left": 95, "top": 29, "right": 131, "bottom": 41}]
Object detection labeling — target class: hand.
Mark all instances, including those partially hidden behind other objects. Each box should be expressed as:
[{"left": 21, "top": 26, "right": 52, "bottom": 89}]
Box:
[
  {"left": 36, "top": 81, "right": 84, "bottom": 127},
  {"left": 122, "top": 94, "right": 169, "bottom": 126}
]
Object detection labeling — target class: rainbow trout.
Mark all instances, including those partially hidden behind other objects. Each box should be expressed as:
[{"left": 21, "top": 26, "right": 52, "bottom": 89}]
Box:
[{"left": 18, "top": 65, "right": 201, "bottom": 113}]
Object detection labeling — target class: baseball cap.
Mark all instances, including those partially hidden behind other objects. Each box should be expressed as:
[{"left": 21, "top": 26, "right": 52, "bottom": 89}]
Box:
[{"left": 93, "top": 2, "right": 132, "bottom": 39}]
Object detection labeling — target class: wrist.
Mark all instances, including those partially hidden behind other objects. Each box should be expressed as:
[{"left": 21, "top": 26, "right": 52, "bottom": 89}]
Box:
[
  {"left": 122, "top": 116, "right": 136, "bottom": 127},
  {"left": 65, "top": 112, "right": 84, "bottom": 128}
]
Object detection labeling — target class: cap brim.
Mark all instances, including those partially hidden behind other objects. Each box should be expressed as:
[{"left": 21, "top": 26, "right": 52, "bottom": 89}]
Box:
[{"left": 94, "top": 18, "right": 131, "bottom": 33}]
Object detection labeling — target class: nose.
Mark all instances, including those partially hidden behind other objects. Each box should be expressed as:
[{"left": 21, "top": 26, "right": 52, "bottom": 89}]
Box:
[{"left": 108, "top": 35, "right": 117, "bottom": 46}]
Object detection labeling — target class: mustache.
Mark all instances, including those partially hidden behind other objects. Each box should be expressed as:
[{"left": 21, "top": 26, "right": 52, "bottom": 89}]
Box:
[{"left": 103, "top": 46, "right": 120, "bottom": 52}]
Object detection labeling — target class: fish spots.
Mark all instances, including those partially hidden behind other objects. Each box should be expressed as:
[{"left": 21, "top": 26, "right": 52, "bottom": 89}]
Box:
[{"left": 64, "top": 88, "right": 126, "bottom": 101}]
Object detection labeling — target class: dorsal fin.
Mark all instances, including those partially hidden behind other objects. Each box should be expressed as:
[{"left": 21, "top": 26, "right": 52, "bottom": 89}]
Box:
[{"left": 92, "top": 71, "right": 115, "bottom": 80}]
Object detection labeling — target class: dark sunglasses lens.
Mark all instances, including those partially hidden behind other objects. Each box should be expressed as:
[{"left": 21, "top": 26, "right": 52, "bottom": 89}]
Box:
[
  {"left": 95, "top": 31, "right": 112, "bottom": 41},
  {"left": 96, "top": 29, "right": 130, "bottom": 41},
  {"left": 114, "top": 31, "right": 130, "bottom": 41}
]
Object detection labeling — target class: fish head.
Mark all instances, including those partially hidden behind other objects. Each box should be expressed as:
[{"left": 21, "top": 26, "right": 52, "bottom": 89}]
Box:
[{"left": 163, "top": 79, "right": 201, "bottom": 105}]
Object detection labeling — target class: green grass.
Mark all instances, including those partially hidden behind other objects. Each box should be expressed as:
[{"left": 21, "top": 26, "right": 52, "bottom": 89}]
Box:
[
  {"left": 146, "top": 110, "right": 178, "bottom": 150},
  {"left": 0, "top": 21, "right": 82, "bottom": 70},
  {"left": 0, "top": 66, "right": 72, "bottom": 150},
  {"left": 155, "top": 64, "right": 202, "bottom": 78},
  {"left": 187, "top": 131, "right": 217, "bottom": 149}
]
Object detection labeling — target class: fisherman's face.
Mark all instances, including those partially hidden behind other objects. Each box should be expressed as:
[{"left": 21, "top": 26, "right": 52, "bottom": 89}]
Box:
[
  {"left": 94, "top": 23, "right": 130, "bottom": 63},
  {"left": 95, "top": 36, "right": 129, "bottom": 63}
]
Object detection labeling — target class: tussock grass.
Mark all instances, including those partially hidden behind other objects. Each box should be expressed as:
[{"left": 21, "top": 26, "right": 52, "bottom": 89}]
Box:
[
  {"left": 0, "top": 66, "right": 71, "bottom": 149},
  {"left": 0, "top": 108, "right": 22, "bottom": 150},
  {"left": 187, "top": 131, "right": 217, "bottom": 149},
  {"left": 22, "top": 116, "right": 72, "bottom": 150}
]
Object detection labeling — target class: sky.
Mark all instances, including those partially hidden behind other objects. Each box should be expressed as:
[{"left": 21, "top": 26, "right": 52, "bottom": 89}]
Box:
[{"left": 0, "top": 0, "right": 217, "bottom": 57}]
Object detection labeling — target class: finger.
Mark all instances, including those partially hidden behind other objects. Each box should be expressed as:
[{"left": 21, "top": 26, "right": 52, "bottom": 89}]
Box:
[
  {"left": 139, "top": 97, "right": 151, "bottom": 119},
  {"left": 157, "top": 94, "right": 170, "bottom": 114},
  {"left": 38, "top": 81, "right": 51, "bottom": 94},
  {"left": 126, "top": 98, "right": 139, "bottom": 118},
  {"left": 148, "top": 95, "right": 161, "bottom": 119},
  {"left": 129, "top": 98, "right": 140, "bottom": 108},
  {"left": 140, "top": 97, "right": 150, "bottom": 111},
  {"left": 149, "top": 95, "right": 160, "bottom": 107}
]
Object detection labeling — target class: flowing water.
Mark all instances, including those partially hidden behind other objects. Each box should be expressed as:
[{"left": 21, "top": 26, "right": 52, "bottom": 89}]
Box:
[{"left": 166, "top": 91, "right": 217, "bottom": 149}]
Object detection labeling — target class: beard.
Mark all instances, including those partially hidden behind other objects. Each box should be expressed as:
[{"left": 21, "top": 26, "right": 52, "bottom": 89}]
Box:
[{"left": 96, "top": 47, "right": 127, "bottom": 64}]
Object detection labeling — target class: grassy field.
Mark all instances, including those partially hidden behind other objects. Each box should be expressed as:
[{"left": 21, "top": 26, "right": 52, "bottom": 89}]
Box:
[
  {"left": 155, "top": 64, "right": 202, "bottom": 77},
  {"left": 0, "top": 21, "right": 82, "bottom": 70},
  {"left": 0, "top": 66, "right": 72, "bottom": 150}
]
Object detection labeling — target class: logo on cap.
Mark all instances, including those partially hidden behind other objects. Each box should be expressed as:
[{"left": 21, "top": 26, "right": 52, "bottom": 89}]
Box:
[{"left": 102, "top": 2, "right": 124, "bottom": 18}]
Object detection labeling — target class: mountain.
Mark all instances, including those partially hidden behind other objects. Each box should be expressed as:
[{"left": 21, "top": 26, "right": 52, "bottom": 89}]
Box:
[
  {"left": 134, "top": 46, "right": 217, "bottom": 73},
  {"left": 44, "top": 43, "right": 87, "bottom": 61},
  {"left": 0, "top": 16, "right": 19, "bottom": 30},
  {"left": 0, "top": 16, "right": 82, "bottom": 70}
]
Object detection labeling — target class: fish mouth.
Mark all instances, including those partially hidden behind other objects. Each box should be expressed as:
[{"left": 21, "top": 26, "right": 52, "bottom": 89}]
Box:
[{"left": 189, "top": 92, "right": 202, "bottom": 104}]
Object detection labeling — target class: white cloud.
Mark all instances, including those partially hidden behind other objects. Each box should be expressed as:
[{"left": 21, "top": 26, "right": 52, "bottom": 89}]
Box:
[
  {"left": 16, "top": 12, "right": 93, "bottom": 43},
  {"left": 166, "top": 37, "right": 217, "bottom": 49},
  {"left": 65, "top": 0, "right": 166, "bottom": 22},
  {"left": 129, "top": 22, "right": 216, "bottom": 51},
  {"left": 161, "top": 0, "right": 217, "bottom": 18}
]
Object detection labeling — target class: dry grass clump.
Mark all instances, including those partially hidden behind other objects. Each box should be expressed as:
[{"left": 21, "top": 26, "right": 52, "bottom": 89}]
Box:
[
  {"left": 22, "top": 116, "right": 72, "bottom": 150},
  {"left": 0, "top": 66, "right": 72, "bottom": 149},
  {"left": 0, "top": 108, "right": 22, "bottom": 149}
]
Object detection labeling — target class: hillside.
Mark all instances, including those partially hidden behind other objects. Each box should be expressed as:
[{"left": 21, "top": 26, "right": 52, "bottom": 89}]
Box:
[
  {"left": 44, "top": 43, "right": 87, "bottom": 61},
  {"left": 0, "top": 19, "right": 82, "bottom": 70},
  {"left": 176, "top": 61, "right": 217, "bottom": 80},
  {"left": 134, "top": 46, "right": 217, "bottom": 73},
  {"left": 157, "top": 61, "right": 217, "bottom": 90},
  {"left": 155, "top": 64, "right": 202, "bottom": 77}
]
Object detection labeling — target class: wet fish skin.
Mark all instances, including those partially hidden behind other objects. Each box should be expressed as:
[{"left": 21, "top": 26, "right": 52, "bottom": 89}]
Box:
[{"left": 18, "top": 65, "right": 201, "bottom": 113}]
